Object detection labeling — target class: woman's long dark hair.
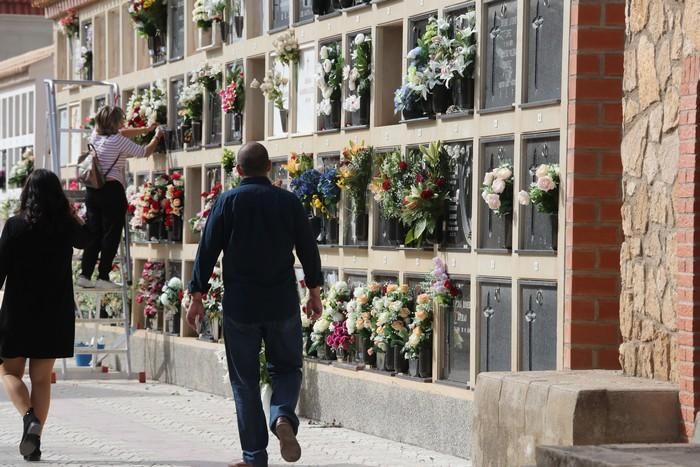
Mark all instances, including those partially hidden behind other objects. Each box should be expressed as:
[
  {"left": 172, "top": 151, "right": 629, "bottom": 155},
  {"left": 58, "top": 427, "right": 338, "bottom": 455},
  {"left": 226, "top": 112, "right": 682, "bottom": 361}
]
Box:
[{"left": 19, "top": 169, "right": 72, "bottom": 232}]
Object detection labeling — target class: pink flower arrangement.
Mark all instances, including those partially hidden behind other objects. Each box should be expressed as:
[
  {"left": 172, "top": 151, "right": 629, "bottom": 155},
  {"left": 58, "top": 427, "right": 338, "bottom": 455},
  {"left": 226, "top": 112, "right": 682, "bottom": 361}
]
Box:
[
  {"left": 59, "top": 9, "right": 79, "bottom": 38},
  {"left": 136, "top": 261, "right": 165, "bottom": 318},
  {"left": 326, "top": 323, "right": 355, "bottom": 351},
  {"left": 219, "top": 64, "right": 245, "bottom": 114}
]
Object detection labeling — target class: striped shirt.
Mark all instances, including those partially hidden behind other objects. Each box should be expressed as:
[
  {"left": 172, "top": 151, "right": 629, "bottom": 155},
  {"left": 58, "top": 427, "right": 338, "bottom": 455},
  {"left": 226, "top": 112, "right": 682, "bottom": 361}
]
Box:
[{"left": 89, "top": 132, "right": 146, "bottom": 187}]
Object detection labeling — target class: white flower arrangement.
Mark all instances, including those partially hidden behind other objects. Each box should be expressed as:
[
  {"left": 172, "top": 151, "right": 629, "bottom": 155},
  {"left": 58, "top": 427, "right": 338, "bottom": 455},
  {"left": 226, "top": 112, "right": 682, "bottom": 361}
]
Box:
[
  {"left": 342, "top": 33, "right": 372, "bottom": 113},
  {"left": 159, "top": 276, "right": 183, "bottom": 317},
  {"left": 192, "top": 61, "right": 222, "bottom": 92},
  {"left": 8, "top": 148, "right": 34, "bottom": 188},
  {"left": 481, "top": 163, "right": 514, "bottom": 217},
  {"left": 451, "top": 11, "right": 477, "bottom": 79},
  {"left": 177, "top": 81, "right": 205, "bottom": 119},
  {"left": 316, "top": 42, "right": 344, "bottom": 117},
  {"left": 192, "top": 0, "right": 227, "bottom": 28},
  {"left": 272, "top": 29, "right": 300, "bottom": 65},
  {"left": 251, "top": 69, "right": 289, "bottom": 110}
]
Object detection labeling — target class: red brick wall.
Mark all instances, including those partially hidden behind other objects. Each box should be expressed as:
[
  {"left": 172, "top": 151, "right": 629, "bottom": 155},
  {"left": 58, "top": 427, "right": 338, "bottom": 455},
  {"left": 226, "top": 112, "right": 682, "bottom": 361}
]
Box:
[
  {"left": 0, "top": 0, "right": 43, "bottom": 15},
  {"left": 676, "top": 54, "right": 700, "bottom": 440},
  {"left": 565, "top": 0, "right": 625, "bottom": 369}
]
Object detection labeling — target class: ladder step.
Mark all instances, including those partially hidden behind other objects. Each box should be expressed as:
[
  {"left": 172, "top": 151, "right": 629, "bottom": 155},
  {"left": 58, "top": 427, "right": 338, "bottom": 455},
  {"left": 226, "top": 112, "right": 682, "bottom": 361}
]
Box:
[
  {"left": 75, "top": 318, "right": 126, "bottom": 324},
  {"left": 74, "top": 348, "right": 128, "bottom": 355},
  {"left": 74, "top": 285, "right": 124, "bottom": 293}
]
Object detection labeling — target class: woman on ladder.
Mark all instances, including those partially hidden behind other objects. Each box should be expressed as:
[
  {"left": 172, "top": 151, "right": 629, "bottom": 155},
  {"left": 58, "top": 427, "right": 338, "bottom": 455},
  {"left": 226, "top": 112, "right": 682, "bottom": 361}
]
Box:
[
  {"left": 0, "top": 169, "right": 91, "bottom": 462},
  {"left": 77, "top": 106, "right": 162, "bottom": 289}
]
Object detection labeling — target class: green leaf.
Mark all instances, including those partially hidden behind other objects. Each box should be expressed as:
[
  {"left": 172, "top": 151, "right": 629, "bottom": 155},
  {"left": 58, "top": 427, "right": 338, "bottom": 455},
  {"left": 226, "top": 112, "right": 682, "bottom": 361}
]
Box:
[
  {"left": 404, "top": 227, "right": 415, "bottom": 245},
  {"left": 414, "top": 218, "right": 427, "bottom": 241}
]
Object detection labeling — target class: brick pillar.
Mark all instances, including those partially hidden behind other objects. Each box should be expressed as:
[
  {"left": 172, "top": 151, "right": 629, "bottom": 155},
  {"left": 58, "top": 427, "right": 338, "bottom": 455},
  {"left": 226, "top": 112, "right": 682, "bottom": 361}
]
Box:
[
  {"left": 565, "top": 0, "right": 625, "bottom": 369},
  {"left": 676, "top": 54, "right": 700, "bottom": 440}
]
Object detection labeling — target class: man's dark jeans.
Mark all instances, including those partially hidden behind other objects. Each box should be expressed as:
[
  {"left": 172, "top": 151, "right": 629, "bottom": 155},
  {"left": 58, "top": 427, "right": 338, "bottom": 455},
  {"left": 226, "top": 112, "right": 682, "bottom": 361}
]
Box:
[{"left": 223, "top": 312, "right": 303, "bottom": 467}]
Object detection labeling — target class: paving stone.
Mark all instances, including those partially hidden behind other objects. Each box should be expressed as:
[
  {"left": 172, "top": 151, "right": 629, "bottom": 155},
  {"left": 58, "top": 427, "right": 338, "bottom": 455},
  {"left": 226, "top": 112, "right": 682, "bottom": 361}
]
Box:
[{"left": 0, "top": 379, "right": 470, "bottom": 467}]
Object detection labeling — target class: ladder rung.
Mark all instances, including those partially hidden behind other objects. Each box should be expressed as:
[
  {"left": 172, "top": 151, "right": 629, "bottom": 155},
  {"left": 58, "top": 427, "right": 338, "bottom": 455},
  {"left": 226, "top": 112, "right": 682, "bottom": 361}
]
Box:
[{"left": 74, "top": 286, "right": 124, "bottom": 293}]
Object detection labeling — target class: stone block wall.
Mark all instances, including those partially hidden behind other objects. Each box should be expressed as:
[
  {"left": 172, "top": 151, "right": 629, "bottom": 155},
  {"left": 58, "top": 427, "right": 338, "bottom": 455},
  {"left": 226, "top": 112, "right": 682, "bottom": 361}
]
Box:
[{"left": 620, "top": 0, "right": 700, "bottom": 438}]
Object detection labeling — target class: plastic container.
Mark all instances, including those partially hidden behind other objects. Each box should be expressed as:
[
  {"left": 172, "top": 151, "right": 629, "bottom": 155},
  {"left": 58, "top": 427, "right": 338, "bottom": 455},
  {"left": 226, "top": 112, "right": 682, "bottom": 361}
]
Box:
[{"left": 75, "top": 342, "right": 91, "bottom": 367}]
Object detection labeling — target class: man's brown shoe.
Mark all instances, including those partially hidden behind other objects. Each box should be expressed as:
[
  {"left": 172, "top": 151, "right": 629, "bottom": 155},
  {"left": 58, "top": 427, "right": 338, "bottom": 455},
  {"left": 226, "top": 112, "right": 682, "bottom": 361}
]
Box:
[{"left": 275, "top": 417, "right": 301, "bottom": 462}]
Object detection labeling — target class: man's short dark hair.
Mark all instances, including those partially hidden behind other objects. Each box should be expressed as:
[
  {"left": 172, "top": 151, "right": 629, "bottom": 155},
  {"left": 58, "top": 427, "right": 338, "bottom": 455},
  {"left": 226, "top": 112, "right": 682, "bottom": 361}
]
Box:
[{"left": 238, "top": 142, "right": 270, "bottom": 176}]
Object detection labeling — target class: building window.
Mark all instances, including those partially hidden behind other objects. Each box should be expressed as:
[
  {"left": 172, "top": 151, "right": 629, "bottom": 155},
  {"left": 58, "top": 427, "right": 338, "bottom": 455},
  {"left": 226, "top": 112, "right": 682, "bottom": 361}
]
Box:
[{"left": 169, "top": 0, "right": 185, "bottom": 60}]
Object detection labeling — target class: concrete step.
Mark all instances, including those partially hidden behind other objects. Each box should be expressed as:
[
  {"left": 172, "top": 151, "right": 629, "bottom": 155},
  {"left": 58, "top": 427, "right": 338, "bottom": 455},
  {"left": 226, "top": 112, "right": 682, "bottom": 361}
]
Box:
[{"left": 536, "top": 444, "right": 700, "bottom": 467}]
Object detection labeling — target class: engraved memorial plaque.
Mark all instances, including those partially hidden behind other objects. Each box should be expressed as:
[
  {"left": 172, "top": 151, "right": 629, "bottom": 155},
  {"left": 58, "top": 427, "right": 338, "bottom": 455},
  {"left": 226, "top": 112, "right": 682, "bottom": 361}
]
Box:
[
  {"left": 296, "top": 0, "right": 313, "bottom": 22},
  {"left": 478, "top": 140, "right": 514, "bottom": 250},
  {"left": 272, "top": 0, "right": 290, "bottom": 30},
  {"left": 443, "top": 141, "right": 473, "bottom": 250},
  {"left": 483, "top": 0, "right": 517, "bottom": 110},
  {"left": 521, "top": 135, "right": 559, "bottom": 251},
  {"left": 520, "top": 282, "right": 557, "bottom": 370},
  {"left": 344, "top": 271, "right": 368, "bottom": 289},
  {"left": 444, "top": 278, "right": 470, "bottom": 384},
  {"left": 526, "top": 0, "right": 563, "bottom": 103},
  {"left": 205, "top": 165, "right": 221, "bottom": 191},
  {"left": 479, "top": 279, "right": 512, "bottom": 372}
]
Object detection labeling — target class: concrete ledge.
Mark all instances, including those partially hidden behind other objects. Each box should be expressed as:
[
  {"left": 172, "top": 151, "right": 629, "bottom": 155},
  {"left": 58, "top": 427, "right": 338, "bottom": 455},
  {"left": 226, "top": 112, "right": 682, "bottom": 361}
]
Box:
[
  {"left": 77, "top": 324, "right": 472, "bottom": 460},
  {"left": 536, "top": 444, "right": 700, "bottom": 467},
  {"left": 471, "top": 371, "right": 681, "bottom": 467}
]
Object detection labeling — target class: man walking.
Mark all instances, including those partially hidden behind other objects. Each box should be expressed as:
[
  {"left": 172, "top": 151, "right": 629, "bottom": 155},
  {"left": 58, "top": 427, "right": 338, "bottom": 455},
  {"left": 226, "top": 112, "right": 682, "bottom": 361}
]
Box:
[{"left": 186, "top": 142, "right": 323, "bottom": 467}]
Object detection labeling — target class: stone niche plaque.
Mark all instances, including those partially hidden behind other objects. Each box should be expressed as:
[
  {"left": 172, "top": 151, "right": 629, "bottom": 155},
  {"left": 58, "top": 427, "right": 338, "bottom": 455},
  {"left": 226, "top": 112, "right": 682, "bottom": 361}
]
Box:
[
  {"left": 483, "top": 0, "right": 517, "bottom": 110},
  {"left": 478, "top": 139, "right": 514, "bottom": 251},
  {"left": 205, "top": 164, "right": 221, "bottom": 191},
  {"left": 443, "top": 278, "right": 471, "bottom": 385},
  {"left": 296, "top": 0, "right": 313, "bottom": 22},
  {"left": 272, "top": 0, "right": 289, "bottom": 29},
  {"left": 479, "top": 278, "right": 512, "bottom": 372},
  {"left": 521, "top": 135, "right": 560, "bottom": 251},
  {"left": 526, "top": 0, "right": 564, "bottom": 103},
  {"left": 344, "top": 271, "right": 367, "bottom": 289},
  {"left": 409, "top": 15, "right": 430, "bottom": 50},
  {"left": 404, "top": 274, "right": 425, "bottom": 297},
  {"left": 321, "top": 268, "right": 339, "bottom": 288},
  {"left": 443, "top": 141, "right": 473, "bottom": 250},
  {"left": 271, "top": 159, "right": 288, "bottom": 189},
  {"left": 520, "top": 281, "right": 557, "bottom": 370},
  {"left": 373, "top": 272, "right": 399, "bottom": 286}
]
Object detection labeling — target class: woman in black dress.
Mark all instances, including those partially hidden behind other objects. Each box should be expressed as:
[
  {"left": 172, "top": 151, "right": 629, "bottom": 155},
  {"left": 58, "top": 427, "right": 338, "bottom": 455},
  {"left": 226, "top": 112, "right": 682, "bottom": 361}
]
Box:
[{"left": 0, "top": 169, "right": 90, "bottom": 462}]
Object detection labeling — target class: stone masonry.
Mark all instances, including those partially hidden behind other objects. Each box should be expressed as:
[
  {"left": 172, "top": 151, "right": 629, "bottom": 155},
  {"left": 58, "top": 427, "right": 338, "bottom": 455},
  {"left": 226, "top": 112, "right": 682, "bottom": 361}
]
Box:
[{"left": 620, "top": 0, "right": 700, "bottom": 437}]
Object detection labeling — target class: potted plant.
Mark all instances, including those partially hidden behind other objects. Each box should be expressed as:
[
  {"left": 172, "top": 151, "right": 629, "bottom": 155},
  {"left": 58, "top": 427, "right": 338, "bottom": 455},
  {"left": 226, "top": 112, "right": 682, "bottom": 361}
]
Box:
[
  {"left": 343, "top": 33, "right": 372, "bottom": 127},
  {"left": 251, "top": 69, "right": 289, "bottom": 133},
  {"left": 317, "top": 42, "right": 344, "bottom": 131},
  {"left": 481, "top": 162, "right": 515, "bottom": 249},
  {"left": 338, "top": 141, "right": 373, "bottom": 244},
  {"left": 518, "top": 163, "right": 560, "bottom": 250},
  {"left": 220, "top": 63, "right": 245, "bottom": 143},
  {"left": 160, "top": 277, "right": 184, "bottom": 335}
]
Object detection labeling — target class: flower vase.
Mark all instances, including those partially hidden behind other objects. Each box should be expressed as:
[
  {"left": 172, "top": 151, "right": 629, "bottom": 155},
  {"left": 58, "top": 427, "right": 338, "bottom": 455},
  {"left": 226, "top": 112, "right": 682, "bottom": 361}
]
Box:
[
  {"left": 165, "top": 312, "right": 181, "bottom": 335},
  {"left": 302, "top": 333, "right": 310, "bottom": 356},
  {"left": 356, "top": 335, "right": 370, "bottom": 363},
  {"left": 351, "top": 212, "right": 368, "bottom": 244},
  {"left": 147, "top": 33, "right": 165, "bottom": 62},
  {"left": 431, "top": 84, "right": 452, "bottom": 115},
  {"left": 502, "top": 213, "right": 513, "bottom": 250},
  {"left": 335, "top": 347, "right": 345, "bottom": 362},
  {"left": 384, "top": 345, "right": 396, "bottom": 372},
  {"left": 550, "top": 213, "right": 558, "bottom": 251},
  {"left": 147, "top": 316, "right": 158, "bottom": 331},
  {"left": 318, "top": 343, "right": 334, "bottom": 361},
  {"left": 278, "top": 109, "right": 288, "bottom": 133},
  {"left": 167, "top": 217, "right": 183, "bottom": 243},
  {"left": 147, "top": 220, "right": 164, "bottom": 242},
  {"left": 418, "top": 344, "right": 432, "bottom": 378},
  {"left": 233, "top": 16, "right": 244, "bottom": 38},
  {"left": 191, "top": 119, "right": 202, "bottom": 147},
  {"left": 408, "top": 358, "right": 420, "bottom": 377},
  {"left": 452, "top": 77, "right": 474, "bottom": 111},
  {"left": 329, "top": 101, "right": 341, "bottom": 129},
  {"left": 261, "top": 383, "right": 272, "bottom": 426},
  {"left": 218, "top": 20, "right": 229, "bottom": 43},
  {"left": 309, "top": 216, "right": 323, "bottom": 241},
  {"left": 230, "top": 112, "right": 243, "bottom": 143},
  {"left": 177, "top": 122, "right": 190, "bottom": 149},
  {"left": 324, "top": 217, "right": 339, "bottom": 245},
  {"left": 402, "top": 98, "right": 428, "bottom": 120},
  {"left": 340, "top": 0, "right": 354, "bottom": 8},
  {"left": 393, "top": 345, "right": 409, "bottom": 374},
  {"left": 210, "top": 317, "right": 221, "bottom": 342}
]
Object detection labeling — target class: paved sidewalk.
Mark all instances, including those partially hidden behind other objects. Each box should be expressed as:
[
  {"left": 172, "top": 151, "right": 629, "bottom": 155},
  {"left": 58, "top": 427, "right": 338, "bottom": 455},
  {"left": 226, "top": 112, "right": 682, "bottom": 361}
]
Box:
[{"left": 0, "top": 380, "right": 470, "bottom": 467}]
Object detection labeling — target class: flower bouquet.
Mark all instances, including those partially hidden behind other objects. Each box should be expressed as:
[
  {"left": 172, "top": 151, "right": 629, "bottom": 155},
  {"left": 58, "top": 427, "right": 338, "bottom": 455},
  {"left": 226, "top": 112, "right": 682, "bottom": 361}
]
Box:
[
  {"left": 78, "top": 46, "right": 93, "bottom": 80},
  {"left": 422, "top": 16, "right": 454, "bottom": 114},
  {"left": 194, "top": 62, "right": 222, "bottom": 93},
  {"left": 128, "top": 0, "right": 168, "bottom": 59},
  {"left": 81, "top": 114, "right": 96, "bottom": 131},
  {"left": 481, "top": 163, "right": 514, "bottom": 217},
  {"left": 178, "top": 80, "right": 204, "bottom": 146},
  {"left": 449, "top": 10, "right": 477, "bottom": 111},
  {"left": 343, "top": 33, "right": 372, "bottom": 126},
  {"left": 192, "top": 0, "right": 226, "bottom": 29},
  {"left": 370, "top": 149, "right": 409, "bottom": 221},
  {"left": 136, "top": 260, "right": 165, "bottom": 329},
  {"left": 126, "top": 83, "right": 167, "bottom": 145},
  {"left": 160, "top": 277, "right": 184, "bottom": 334},
  {"left": 371, "top": 283, "right": 412, "bottom": 372},
  {"left": 398, "top": 141, "right": 451, "bottom": 246},
  {"left": 326, "top": 323, "right": 355, "bottom": 361},
  {"left": 394, "top": 41, "right": 430, "bottom": 119},
  {"left": 59, "top": 9, "right": 79, "bottom": 38},
  {"left": 283, "top": 152, "right": 313, "bottom": 180},
  {"left": 338, "top": 141, "right": 373, "bottom": 215},
  {"left": 310, "top": 281, "right": 350, "bottom": 359},
  {"left": 251, "top": 69, "right": 289, "bottom": 131},
  {"left": 290, "top": 168, "right": 322, "bottom": 213},
  {"left": 316, "top": 168, "right": 341, "bottom": 219},
  {"left": 273, "top": 29, "right": 300, "bottom": 66},
  {"left": 8, "top": 148, "right": 34, "bottom": 188},
  {"left": 202, "top": 266, "right": 224, "bottom": 341},
  {"left": 220, "top": 63, "right": 245, "bottom": 114},
  {"left": 345, "top": 282, "right": 381, "bottom": 363},
  {"left": 518, "top": 163, "right": 560, "bottom": 214},
  {"left": 222, "top": 148, "right": 241, "bottom": 189},
  {"left": 162, "top": 172, "right": 185, "bottom": 241},
  {"left": 189, "top": 182, "right": 223, "bottom": 234},
  {"left": 317, "top": 42, "right": 344, "bottom": 129}
]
